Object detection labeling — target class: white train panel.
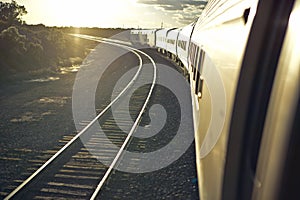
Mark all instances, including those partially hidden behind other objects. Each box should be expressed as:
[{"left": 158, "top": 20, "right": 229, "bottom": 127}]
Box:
[
  {"left": 177, "top": 23, "right": 195, "bottom": 70},
  {"left": 166, "top": 28, "right": 180, "bottom": 57},
  {"left": 130, "top": 29, "right": 141, "bottom": 45},
  {"left": 155, "top": 28, "right": 171, "bottom": 53},
  {"left": 130, "top": 29, "right": 156, "bottom": 46},
  {"left": 141, "top": 29, "right": 156, "bottom": 47},
  {"left": 189, "top": 0, "right": 258, "bottom": 199}
]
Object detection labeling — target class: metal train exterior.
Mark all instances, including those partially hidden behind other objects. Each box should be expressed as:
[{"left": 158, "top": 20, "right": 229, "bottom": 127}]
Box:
[
  {"left": 130, "top": 0, "right": 300, "bottom": 199},
  {"left": 165, "top": 28, "right": 180, "bottom": 60},
  {"left": 130, "top": 29, "right": 156, "bottom": 47}
]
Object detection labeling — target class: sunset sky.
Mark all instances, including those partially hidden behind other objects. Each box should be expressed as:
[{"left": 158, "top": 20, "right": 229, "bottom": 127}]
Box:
[{"left": 2, "top": 0, "right": 207, "bottom": 28}]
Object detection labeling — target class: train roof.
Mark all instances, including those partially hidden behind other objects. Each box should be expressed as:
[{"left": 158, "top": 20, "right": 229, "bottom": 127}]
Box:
[
  {"left": 178, "top": 23, "right": 195, "bottom": 36},
  {"left": 130, "top": 29, "right": 157, "bottom": 34}
]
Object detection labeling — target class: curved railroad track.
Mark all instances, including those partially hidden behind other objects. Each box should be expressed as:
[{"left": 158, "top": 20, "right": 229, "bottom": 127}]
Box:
[{"left": 5, "top": 36, "right": 157, "bottom": 200}]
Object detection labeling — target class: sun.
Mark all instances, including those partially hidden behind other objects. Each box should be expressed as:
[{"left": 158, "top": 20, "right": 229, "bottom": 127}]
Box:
[
  {"left": 45, "top": 0, "right": 126, "bottom": 27},
  {"left": 15, "top": 0, "right": 140, "bottom": 28}
]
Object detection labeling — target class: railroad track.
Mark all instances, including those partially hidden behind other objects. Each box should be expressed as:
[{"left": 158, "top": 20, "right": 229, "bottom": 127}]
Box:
[{"left": 5, "top": 37, "right": 157, "bottom": 200}]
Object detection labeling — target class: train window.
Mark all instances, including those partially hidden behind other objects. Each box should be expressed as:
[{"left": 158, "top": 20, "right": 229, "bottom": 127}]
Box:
[
  {"left": 195, "top": 49, "right": 205, "bottom": 97},
  {"left": 189, "top": 44, "right": 194, "bottom": 72},
  {"left": 189, "top": 43, "right": 196, "bottom": 65},
  {"left": 193, "top": 46, "right": 200, "bottom": 81},
  {"left": 189, "top": 42, "right": 198, "bottom": 75},
  {"left": 167, "top": 39, "right": 175, "bottom": 44},
  {"left": 177, "top": 40, "right": 187, "bottom": 50},
  {"left": 194, "top": 49, "right": 201, "bottom": 93},
  {"left": 199, "top": 49, "right": 205, "bottom": 75},
  {"left": 195, "top": 70, "right": 200, "bottom": 94},
  {"left": 194, "top": 46, "right": 200, "bottom": 67},
  {"left": 192, "top": 46, "right": 197, "bottom": 79},
  {"left": 189, "top": 44, "right": 193, "bottom": 63}
]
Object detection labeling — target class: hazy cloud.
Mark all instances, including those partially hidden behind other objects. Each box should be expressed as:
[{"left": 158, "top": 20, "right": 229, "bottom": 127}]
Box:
[
  {"left": 138, "top": 0, "right": 207, "bottom": 10},
  {"left": 137, "top": 0, "right": 207, "bottom": 26}
]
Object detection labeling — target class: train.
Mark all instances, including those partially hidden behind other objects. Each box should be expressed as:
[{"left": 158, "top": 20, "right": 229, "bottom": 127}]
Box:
[{"left": 130, "top": 0, "right": 300, "bottom": 199}]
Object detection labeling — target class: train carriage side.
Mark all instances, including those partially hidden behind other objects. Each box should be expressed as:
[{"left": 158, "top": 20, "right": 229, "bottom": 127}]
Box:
[
  {"left": 166, "top": 28, "right": 180, "bottom": 61},
  {"left": 177, "top": 23, "right": 195, "bottom": 72},
  {"left": 130, "top": 29, "right": 155, "bottom": 46},
  {"left": 130, "top": 29, "right": 141, "bottom": 45},
  {"left": 190, "top": 0, "right": 300, "bottom": 199},
  {"left": 222, "top": 0, "right": 299, "bottom": 199},
  {"left": 155, "top": 28, "right": 172, "bottom": 54},
  {"left": 142, "top": 29, "right": 156, "bottom": 47},
  {"left": 188, "top": 0, "right": 259, "bottom": 199},
  {"left": 139, "top": 30, "right": 148, "bottom": 46}
]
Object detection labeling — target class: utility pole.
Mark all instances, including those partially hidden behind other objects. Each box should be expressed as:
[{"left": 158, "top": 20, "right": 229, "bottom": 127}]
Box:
[{"left": 161, "top": 21, "right": 163, "bottom": 28}]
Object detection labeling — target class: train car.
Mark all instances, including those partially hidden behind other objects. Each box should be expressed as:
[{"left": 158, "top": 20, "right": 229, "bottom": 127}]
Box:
[
  {"left": 188, "top": 0, "right": 255, "bottom": 196},
  {"left": 155, "top": 28, "right": 174, "bottom": 54},
  {"left": 141, "top": 29, "right": 156, "bottom": 47},
  {"left": 177, "top": 22, "right": 195, "bottom": 71},
  {"left": 130, "top": 29, "right": 143, "bottom": 45},
  {"left": 188, "top": 0, "right": 300, "bottom": 199},
  {"left": 165, "top": 28, "right": 180, "bottom": 60},
  {"left": 130, "top": 29, "right": 156, "bottom": 47}
]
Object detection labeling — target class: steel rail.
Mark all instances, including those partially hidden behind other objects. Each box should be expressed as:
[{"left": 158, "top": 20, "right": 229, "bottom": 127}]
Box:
[
  {"left": 4, "top": 37, "right": 144, "bottom": 200},
  {"left": 88, "top": 36, "right": 157, "bottom": 200}
]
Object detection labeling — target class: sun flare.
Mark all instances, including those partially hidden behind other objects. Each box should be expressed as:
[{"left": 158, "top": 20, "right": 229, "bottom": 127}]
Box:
[
  {"left": 40, "top": 0, "right": 131, "bottom": 27},
  {"left": 2, "top": 0, "right": 186, "bottom": 28}
]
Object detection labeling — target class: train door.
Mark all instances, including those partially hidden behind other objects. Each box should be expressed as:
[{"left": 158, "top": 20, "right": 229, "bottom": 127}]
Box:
[
  {"left": 251, "top": 1, "right": 300, "bottom": 199},
  {"left": 222, "top": 0, "right": 298, "bottom": 199}
]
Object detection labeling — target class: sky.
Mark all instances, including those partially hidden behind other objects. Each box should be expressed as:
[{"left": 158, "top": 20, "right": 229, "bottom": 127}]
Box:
[{"left": 2, "top": 0, "right": 207, "bottom": 28}]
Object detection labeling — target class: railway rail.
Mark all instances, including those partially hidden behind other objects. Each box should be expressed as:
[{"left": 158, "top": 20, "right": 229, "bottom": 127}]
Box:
[{"left": 5, "top": 36, "right": 157, "bottom": 200}]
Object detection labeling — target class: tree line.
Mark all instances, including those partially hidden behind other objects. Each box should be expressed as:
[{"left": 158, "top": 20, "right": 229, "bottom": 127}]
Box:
[{"left": 0, "top": 1, "right": 127, "bottom": 79}]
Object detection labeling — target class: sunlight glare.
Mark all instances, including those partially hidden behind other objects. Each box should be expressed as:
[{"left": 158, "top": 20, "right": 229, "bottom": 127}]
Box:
[{"left": 45, "top": 0, "right": 129, "bottom": 27}]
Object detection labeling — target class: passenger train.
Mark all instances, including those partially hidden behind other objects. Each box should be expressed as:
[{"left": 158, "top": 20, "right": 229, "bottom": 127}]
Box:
[{"left": 130, "top": 0, "right": 300, "bottom": 199}]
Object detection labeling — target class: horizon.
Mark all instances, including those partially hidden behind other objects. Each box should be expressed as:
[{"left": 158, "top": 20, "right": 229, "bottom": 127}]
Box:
[{"left": 1, "top": 0, "right": 207, "bottom": 29}]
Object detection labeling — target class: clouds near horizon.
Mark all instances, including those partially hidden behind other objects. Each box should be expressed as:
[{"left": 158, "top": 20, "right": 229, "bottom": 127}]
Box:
[{"left": 137, "top": 0, "right": 207, "bottom": 25}]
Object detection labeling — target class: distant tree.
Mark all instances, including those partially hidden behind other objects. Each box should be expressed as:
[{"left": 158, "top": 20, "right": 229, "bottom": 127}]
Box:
[
  {"left": 0, "top": 26, "right": 26, "bottom": 54},
  {"left": 0, "top": 26, "right": 27, "bottom": 73},
  {"left": 0, "top": 0, "right": 27, "bottom": 27},
  {"left": 0, "top": 1, "right": 100, "bottom": 76}
]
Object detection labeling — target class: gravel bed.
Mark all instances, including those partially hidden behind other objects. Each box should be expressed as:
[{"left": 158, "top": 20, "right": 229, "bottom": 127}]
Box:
[{"left": 0, "top": 47, "right": 199, "bottom": 199}]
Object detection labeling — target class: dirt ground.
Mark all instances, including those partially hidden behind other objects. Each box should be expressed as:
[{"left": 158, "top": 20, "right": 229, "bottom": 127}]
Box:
[
  {"left": 0, "top": 46, "right": 199, "bottom": 199},
  {"left": 0, "top": 67, "right": 79, "bottom": 196}
]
